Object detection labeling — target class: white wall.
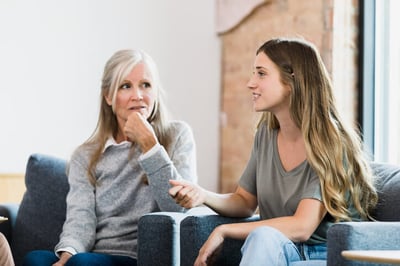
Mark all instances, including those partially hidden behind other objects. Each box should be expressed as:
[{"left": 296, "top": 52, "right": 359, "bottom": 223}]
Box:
[{"left": 0, "top": 0, "right": 220, "bottom": 191}]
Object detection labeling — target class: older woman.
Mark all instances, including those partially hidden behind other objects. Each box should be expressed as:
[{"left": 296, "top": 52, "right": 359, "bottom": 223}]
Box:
[{"left": 23, "top": 49, "right": 197, "bottom": 266}]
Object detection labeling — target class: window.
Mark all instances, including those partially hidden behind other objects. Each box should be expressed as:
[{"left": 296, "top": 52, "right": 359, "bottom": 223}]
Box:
[{"left": 361, "top": 0, "right": 400, "bottom": 164}]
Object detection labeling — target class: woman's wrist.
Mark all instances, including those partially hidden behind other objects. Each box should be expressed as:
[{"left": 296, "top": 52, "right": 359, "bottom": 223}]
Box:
[{"left": 140, "top": 138, "right": 158, "bottom": 153}]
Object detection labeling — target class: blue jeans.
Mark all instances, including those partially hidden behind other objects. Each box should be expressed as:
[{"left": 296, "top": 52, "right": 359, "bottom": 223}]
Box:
[
  {"left": 240, "top": 226, "right": 327, "bottom": 266},
  {"left": 22, "top": 250, "right": 137, "bottom": 266}
]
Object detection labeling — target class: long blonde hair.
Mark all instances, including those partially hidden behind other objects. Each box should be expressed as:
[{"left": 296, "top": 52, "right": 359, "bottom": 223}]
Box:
[
  {"left": 83, "top": 49, "right": 171, "bottom": 184},
  {"left": 256, "top": 38, "right": 377, "bottom": 221}
]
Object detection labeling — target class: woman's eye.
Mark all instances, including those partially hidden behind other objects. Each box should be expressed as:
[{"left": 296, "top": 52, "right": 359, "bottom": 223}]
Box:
[
  {"left": 119, "top": 83, "right": 131, "bottom": 90},
  {"left": 141, "top": 82, "right": 151, "bottom": 89},
  {"left": 258, "top": 71, "right": 266, "bottom": 77}
]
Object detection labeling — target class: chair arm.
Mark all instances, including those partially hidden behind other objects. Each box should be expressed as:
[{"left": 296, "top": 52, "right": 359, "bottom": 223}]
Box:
[
  {"left": 137, "top": 207, "right": 214, "bottom": 266},
  {"left": 138, "top": 211, "right": 185, "bottom": 266},
  {"left": 327, "top": 221, "right": 400, "bottom": 266},
  {"left": 0, "top": 203, "right": 19, "bottom": 242},
  {"left": 180, "top": 213, "right": 260, "bottom": 266}
]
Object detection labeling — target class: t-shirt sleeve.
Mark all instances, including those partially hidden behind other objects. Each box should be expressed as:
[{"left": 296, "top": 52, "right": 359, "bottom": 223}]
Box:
[{"left": 301, "top": 173, "right": 323, "bottom": 202}]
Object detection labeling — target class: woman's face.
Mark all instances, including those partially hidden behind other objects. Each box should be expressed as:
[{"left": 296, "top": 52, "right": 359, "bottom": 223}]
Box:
[
  {"left": 247, "top": 52, "right": 291, "bottom": 114},
  {"left": 105, "top": 62, "right": 156, "bottom": 129}
]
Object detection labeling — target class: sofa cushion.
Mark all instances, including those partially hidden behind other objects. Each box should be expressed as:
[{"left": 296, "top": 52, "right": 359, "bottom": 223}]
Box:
[
  {"left": 371, "top": 162, "right": 400, "bottom": 221},
  {"left": 11, "top": 153, "right": 69, "bottom": 265}
]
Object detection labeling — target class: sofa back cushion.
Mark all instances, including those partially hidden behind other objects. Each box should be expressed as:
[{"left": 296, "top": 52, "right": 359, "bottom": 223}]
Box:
[
  {"left": 11, "top": 153, "right": 69, "bottom": 265},
  {"left": 371, "top": 162, "right": 400, "bottom": 221}
]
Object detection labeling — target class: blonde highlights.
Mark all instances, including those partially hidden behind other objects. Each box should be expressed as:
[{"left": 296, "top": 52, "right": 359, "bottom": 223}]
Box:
[{"left": 257, "top": 38, "right": 377, "bottom": 221}]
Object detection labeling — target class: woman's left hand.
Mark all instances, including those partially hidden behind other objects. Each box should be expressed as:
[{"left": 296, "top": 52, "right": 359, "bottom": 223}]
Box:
[
  {"left": 124, "top": 112, "right": 158, "bottom": 152},
  {"left": 194, "top": 226, "right": 225, "bottom": 266}
]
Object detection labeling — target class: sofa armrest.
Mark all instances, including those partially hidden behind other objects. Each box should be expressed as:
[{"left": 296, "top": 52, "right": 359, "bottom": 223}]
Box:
[
  {"left": 327, "top": 221, "right": 400, "bottom": 266},
  {"left": 137, "top": 207, "right": 214, "bottom": 266},
  {"left": 0, "top": 203, "right": 19, "bottom": 242},
  {"left": 138, "top": 211, "right": 186, "bottom": 266},
  {"left": 180, "top": 213, "right": 260, "bottom": 266}
]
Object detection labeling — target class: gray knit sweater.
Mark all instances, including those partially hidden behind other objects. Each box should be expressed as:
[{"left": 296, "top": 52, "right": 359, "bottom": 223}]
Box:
[{"left": 54, "top": 121, "right": 197, "bottom": 259}]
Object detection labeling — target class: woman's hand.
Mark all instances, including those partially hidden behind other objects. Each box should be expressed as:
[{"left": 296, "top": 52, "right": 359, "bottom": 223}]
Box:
[
  {"left": 194, "top": 226, "right": 225, "bottom": 266},
  {"left": 52, "top": 252, "right": 72, "bottom": 266},
  {"left": 169, "top": 179, "right": 207, "bottom": 208},
  {"left": 124, "top": 112, "right": 158, "bottom": 152}
]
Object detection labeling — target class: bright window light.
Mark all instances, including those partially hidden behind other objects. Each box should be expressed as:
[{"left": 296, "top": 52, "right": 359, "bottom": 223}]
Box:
[{"left": 374, "top": 0, "right": 400, "bottom": 164}]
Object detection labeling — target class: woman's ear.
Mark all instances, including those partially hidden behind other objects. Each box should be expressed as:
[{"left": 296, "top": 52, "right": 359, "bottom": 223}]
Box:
[{"left": 104, "top": 95, "right": 112, "bottom": 106}]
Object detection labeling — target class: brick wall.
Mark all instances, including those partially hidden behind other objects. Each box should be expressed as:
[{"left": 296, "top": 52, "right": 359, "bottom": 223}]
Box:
[{"left": 219, "top": 0, "right": 358, "bottom": 192}]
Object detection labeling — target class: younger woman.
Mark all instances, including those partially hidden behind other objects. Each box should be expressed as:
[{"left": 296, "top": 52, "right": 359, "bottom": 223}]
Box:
[{"left": 170, "top": 37, "right": 377, "bottom": 266}]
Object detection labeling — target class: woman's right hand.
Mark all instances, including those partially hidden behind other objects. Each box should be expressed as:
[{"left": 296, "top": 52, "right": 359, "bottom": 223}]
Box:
[
  {"left": 124, "top": 112, "right": 158, "bottom": 153},
  {"left": 194, "top": 225, "right": 225, "bottom": 266},
  {"left": 52, "top": 252, "right": 72, "bottom": 266},
  {"left": 169, "top": 179, "right": 206, "bottom": 208}
]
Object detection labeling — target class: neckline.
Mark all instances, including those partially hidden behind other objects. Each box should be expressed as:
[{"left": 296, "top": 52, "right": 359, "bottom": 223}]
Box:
[{"left": 272, "top": 129, "right": 307, "bottom": 175}]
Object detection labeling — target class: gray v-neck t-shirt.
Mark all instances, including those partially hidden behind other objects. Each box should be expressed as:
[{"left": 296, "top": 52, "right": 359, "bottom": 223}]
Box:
[{"left": 239, "top": 124, "right": 333, "bottom": 244}]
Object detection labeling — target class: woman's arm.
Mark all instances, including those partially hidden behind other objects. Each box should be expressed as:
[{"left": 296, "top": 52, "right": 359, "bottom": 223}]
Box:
[
  {"left": 218, "top": 198, "right": 326, "bottom": 242},
  {"left": 139, "top": 121, "right": 198, "bottom": 212},
  {"left": 194, "top": 198, "right": 326, "bottom": 265},
  {"left": 55, "top": 151, "right": 97, "bottom": 254},
  {"left": 169, "top": 182, "right": 258, "bottom": 218}
]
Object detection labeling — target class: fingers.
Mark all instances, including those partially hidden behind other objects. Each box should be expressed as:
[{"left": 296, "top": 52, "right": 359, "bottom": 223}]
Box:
[
  {"left": 169, "top": 180, "right": 201, "bottom": 208},
  {"left": 124, "top": 113, "right": 158, "bottom": 151},
  {"left": 172, "top": 184, "right": 193, "bottom": 200},
  {"left": 175, "top": 186, "right": 197, "bottom": 208},
  {"left": 169, "top": 179, "right": 189, "bottom": 186},
  {"left": 124, "top": 112, "right": 151, "bottom": 138},
  {"left": 194, "top": 230, "right": 224, "bottom": 266},
  {"left": 168, "top": 185, "right": 183, "bottom": 198},
  {"left": 124, "top": 112, "right": 144, "bottom": 131},
  {"left": 168, "top": 179, "right": 188, "bottom": 197},
  {"left": 194, "top": 244, "right": 215, "bottom": 266},
  {"left": 194, "top": 256, "right": 207, "bottom": 266}
]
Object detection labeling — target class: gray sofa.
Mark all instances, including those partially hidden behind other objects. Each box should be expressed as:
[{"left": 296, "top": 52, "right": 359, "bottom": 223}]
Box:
[
  {"left": 0, "top": 154, "right": 69, "bottom": 266},
  {"left": 1, "top": 154, "right": 399, "bottom": 266},
  {"left": 139, "top": 162, "right": 400, "bottom": 266}
]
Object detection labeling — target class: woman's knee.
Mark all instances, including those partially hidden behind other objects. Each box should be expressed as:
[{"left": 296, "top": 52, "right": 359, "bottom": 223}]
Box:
[
  {"left": 247, "top": 226, "right": 287, "bottom": 242},
  {"left": 243, "top": 225, "right": 294, "bottom": 253},
  {"left": 23, "top": 250, "right": 58, "bottom": 266},
  {"left": 241, "top": 226, "right": 302, "bottom": 265},
  {"left": 66, "top": 253, "right": 93, "bottom": 265},
  {"left": 66, "top": 253, "right": 113, "bottom": 266}
]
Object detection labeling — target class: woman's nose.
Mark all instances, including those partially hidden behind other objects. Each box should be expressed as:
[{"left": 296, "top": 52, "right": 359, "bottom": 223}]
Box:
[
  {"left": 130, "top": 87, "right": 143, "bottom": 101},
  {"left": 247, "top": 78, "right": 256, "bottom": 90}
]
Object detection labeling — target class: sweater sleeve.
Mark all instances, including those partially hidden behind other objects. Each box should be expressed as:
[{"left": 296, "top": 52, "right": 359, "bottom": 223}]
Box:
[
  {"left": 138, "top": 121, "right": 197, "bottom": 212},
  {"left": 54, "top": 149, "right": 97, "bottom": 253}
]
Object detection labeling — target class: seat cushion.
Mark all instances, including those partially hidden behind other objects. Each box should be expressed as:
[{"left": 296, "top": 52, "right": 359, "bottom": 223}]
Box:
[
  {"left": 371, "top": 162, "right": 400, "bottom": 221},
  {"left": 11, "top": 154, "right": 69, "bottom": 265}
]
